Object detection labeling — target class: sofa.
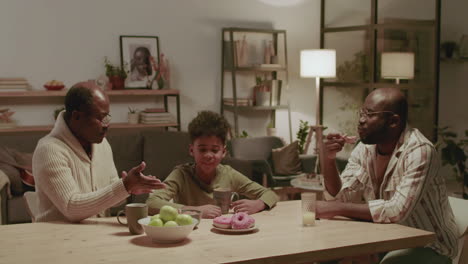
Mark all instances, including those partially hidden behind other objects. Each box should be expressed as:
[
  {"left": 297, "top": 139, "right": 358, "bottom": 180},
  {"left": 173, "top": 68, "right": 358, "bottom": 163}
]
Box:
[{"left": 0, "top": 128, "right": 253, "bottom": 224}]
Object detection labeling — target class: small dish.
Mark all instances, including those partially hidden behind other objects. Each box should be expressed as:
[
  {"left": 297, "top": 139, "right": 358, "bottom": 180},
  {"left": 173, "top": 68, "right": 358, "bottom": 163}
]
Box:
[
  {"left": 44, "top": 85, "right": 65, "bottom": 91},
  {"left": 212, "top": 225, "right": 258, "bottom": 233}
]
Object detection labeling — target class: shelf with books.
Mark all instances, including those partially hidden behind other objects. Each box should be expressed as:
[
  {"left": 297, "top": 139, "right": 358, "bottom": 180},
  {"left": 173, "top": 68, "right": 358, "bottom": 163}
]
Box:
[
  {"left": 0, "top": 89, "right": 181, "bottom": 132},
  {"left": 0, "top": 122, "right": 179, "bottom": 134},
  {"left": 221, "top": 27, "right": 292, "bottom": 141}
]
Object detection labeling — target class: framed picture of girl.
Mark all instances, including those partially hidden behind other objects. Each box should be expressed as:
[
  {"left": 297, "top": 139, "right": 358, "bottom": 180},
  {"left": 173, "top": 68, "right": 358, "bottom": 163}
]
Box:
[{"left": 120, "top": 35, "right": 159, "bottom": 89}]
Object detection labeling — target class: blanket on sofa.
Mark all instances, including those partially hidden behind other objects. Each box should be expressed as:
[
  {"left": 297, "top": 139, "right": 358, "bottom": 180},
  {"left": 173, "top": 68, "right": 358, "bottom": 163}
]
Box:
[
  {"left": 0, "top": 147, "right": 34, "bottom": 196},
  {"left": 0, "top": 169, "right": 11, "bottom": 224}
]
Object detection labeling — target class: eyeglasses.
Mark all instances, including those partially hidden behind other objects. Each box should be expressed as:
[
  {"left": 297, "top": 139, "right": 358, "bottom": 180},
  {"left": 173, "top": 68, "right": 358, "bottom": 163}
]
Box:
[
  {"left": 357, "top": 109, "right": 396, "bottom": 120},
  {"left": 100, "top": 114, "right": 112, "bottom": 125}
]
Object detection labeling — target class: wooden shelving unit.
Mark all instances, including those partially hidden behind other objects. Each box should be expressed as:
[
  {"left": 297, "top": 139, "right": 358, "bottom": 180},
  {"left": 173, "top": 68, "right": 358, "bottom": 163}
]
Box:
[
  {"left": 221, "top": 27, "right": 292, "bottom": 142},
  {"left": 0, "top": 89, "right": 181, "bottom": 133}
]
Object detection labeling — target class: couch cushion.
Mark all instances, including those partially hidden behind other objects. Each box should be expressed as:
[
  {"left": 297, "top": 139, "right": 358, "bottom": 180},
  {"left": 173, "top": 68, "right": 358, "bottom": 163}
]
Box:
[
  {"left": 271, "top": 141, "right": 302, "bottom": 175},
  {"left": 0, "top": 147, "right": 35, "bottom": 196},
  {"left": 7, "top": 195, "right": 31, "bottom": 224},
  {"left": 107, "top": 130, "right": 144, "bottom": 177},
  {"left": 142, "top": 131, "right": 193, "bottom": 180}
]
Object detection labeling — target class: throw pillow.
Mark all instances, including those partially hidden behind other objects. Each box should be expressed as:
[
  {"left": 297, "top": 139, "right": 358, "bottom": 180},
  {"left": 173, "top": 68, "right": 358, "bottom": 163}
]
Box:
[
  {"left": 0, "top": 147, "right": 34, "bottom": 195},
  {"left": 271, "top": 141, "right": 302, "bottom": 175}
]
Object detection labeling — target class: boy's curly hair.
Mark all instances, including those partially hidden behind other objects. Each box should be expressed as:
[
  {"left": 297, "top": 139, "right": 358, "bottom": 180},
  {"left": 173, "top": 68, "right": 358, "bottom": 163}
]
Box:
[{"left": 188, "top": 111, "right": 231, "bottom": 144}]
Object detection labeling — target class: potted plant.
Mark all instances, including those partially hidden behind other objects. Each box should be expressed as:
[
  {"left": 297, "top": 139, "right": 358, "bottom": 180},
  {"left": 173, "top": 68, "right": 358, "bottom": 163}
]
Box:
[
  {"left": 266, "top": 120, "right": 276, "bottom": 136},
  {"left": 127, "top": 107, "right": 139, "bottom": 124},
  {"left": 441, "top": 41, "right": 459, "bottom": 59},
  {"left": 105, "top": 57, "right": 127, "bottom": 90},
  {"left": 436, "top": 126, "right": 468, "bottom": 199},
  {"left": 253, "top": 76, "right": 270, "bottom": 106},
  {"left": 296, "top": 120, "right": 310, "bottom": 154}
]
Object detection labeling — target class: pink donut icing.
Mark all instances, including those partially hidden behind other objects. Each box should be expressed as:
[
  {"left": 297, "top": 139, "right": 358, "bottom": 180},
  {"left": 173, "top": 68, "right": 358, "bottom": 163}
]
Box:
[
  {"left": 213, "top": 216, "right": 232, "bottom": 229},
  {"left": 231, "top": 212, "right": 255, "bottom": 229}
]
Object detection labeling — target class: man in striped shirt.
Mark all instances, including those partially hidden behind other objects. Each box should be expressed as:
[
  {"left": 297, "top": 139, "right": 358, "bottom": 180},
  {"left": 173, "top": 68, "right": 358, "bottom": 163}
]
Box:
[{"left": 317, "top": 88, "right": 458, "bottom": 263}]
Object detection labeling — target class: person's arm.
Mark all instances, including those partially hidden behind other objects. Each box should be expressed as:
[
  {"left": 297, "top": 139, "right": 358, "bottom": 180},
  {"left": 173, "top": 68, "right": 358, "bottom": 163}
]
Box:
[
  {"left": 33, "top": 141, "right": 129, "bottom": 222},
  {"left": 323, "top": 133, "right": 345, "bottom": 196},
  {"left": 145, "top": 170, "right": 184, "bottom": 215},
  {"left": 316, "top": 200, "right": 372, "bottom": 221},
  {"left": 228, "top": 166, "right": 279, "bottom": 213}
]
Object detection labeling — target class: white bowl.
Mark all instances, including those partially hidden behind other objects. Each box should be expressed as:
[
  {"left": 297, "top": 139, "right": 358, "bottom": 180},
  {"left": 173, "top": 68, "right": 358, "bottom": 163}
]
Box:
[{"left": 138, "top": 216, "right": 198, "bottom": 244}]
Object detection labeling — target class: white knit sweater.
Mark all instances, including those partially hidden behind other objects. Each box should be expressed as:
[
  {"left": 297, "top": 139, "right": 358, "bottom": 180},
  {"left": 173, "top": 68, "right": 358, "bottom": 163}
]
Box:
[{"left": 32, "top": 112, "right": 129, "bottom": 222}]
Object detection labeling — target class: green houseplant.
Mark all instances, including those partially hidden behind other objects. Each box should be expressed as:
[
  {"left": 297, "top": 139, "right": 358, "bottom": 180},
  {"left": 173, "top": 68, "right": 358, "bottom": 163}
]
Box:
[
  {"left": 127, "top": 107, "right": 139, "bottom": 124},
  {"left": 296, "top": 120, "right": 309, "bottom": 154},
  {"left": 104, "top": 57, "right": 127, "bottom": 90},
  {"left": 436, "top": 127, "right": 468, "bottom": 199},
  {"left": 441, "top": 41, "right": 459, "bottom": 59}
]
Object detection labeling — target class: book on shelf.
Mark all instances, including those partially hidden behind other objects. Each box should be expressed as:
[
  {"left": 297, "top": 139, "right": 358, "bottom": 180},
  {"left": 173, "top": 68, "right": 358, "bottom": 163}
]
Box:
[
  {"left": 0, "top": 77, "right": 31, "bottom": 91},
  {"left": 143, "top": 108, "right": 166, "bottom": 113},
  {"left": 140, "top": 112, "right": 172, "bottom": 118},
  {"left": 140, "top": 117, "right": 175, "bottom": 124}
]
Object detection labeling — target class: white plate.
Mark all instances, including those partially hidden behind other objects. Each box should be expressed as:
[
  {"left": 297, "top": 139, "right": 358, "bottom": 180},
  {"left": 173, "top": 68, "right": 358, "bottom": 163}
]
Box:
[{"left": 212, "top": 225, "right": 258, "bottom": 233}]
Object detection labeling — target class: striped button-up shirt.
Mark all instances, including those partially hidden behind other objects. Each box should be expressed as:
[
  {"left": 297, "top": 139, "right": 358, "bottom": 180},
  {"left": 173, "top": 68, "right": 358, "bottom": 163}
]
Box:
[{"left": 333, "top": 126, "right": 459, "bottom": 258}]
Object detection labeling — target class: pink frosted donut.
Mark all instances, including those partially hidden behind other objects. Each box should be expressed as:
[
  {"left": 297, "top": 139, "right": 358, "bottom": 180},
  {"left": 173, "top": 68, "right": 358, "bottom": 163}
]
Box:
[
  {"left": 231, "top": 212, "right": 255, "bottom": 229},
  {"left": 213, "top": 216, "right": 232, "bottom": 229}
]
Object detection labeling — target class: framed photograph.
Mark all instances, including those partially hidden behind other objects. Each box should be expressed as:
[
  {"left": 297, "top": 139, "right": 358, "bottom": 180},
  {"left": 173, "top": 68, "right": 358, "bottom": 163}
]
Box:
[{"left": 120, "top": 35, "right": 160, "bottom": 89}]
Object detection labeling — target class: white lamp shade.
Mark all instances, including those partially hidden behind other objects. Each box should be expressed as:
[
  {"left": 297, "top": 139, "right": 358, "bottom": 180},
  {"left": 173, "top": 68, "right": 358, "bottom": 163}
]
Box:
[
  {"left": 300, "top": 49, "right": 336, "bottom": 78},
  {"left": 381, "top": 52, "right": 415, "bottom": 79}
]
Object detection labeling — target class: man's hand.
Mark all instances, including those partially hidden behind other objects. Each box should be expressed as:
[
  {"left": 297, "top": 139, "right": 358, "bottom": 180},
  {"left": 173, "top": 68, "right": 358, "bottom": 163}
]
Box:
[
  {"left": 122, "top": 161, "right": 166, "bottom": 195},
  {"left": 324, "top": 133, "right": 346, "bottom": 159},
  {"left": 183, "top": 205, "right": 221, "bottom": 219},
  {"left": 231, "top": 199, "right": 266, "bottom": 214}
]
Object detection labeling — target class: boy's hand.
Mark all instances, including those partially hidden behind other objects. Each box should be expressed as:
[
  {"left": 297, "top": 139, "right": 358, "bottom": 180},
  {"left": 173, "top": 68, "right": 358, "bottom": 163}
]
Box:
[
  {"left": 186, "top": 205, "right": 221, "bottom": 219},
  {"left": 231, "top": 199, "right": 265, "bottom": 214}
]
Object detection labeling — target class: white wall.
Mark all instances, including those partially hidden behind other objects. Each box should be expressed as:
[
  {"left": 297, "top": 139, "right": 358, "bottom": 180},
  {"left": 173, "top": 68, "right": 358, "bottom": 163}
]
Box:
[
  {"left": 1, "top": 0, "right": 465, "bottom": 147},
  {"left": 0, "top": 0, "right": 320, "bottom": 142}
]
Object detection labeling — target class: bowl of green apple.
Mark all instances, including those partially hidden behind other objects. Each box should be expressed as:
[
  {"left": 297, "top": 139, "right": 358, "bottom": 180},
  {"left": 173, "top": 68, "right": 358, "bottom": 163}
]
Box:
[{"left": 138, "top": 205, "right": 198, "bottom": 244}]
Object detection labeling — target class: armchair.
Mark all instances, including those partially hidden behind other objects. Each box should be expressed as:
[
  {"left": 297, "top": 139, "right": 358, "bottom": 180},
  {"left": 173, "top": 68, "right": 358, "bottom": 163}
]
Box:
[
  {"left": 228, "top": 136, "right": 314, "bottom": 187},
  {"left": 228, "top": 136, "right": 348, "bottom": 199}
]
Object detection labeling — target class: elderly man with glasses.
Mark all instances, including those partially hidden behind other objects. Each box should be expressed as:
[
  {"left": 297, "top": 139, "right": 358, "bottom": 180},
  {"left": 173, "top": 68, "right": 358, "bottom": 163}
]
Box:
[
  {"left": 317, "top": 88, "right": 458, "bottom": 264},
  {"left": 32, "top": 81, "right": 165, "bottom": 223}
]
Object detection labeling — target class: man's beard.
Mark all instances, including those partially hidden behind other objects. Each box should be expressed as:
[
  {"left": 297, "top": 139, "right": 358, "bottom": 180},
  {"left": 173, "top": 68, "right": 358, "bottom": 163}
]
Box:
[{"left": 360, "top": 124, "right": 388, "bottom": 145}]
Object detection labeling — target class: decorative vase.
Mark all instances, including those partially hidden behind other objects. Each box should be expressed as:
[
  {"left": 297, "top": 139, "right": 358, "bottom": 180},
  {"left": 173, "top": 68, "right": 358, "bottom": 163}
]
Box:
[
  {"left": 109, "top": 76, "right": 125, "bottom": 90},
  {"left": 266, "top": 127, "right": 276, "bottom": 136},
  {"left": 128, "top": 112, "right": 139, "bottom": 124}
]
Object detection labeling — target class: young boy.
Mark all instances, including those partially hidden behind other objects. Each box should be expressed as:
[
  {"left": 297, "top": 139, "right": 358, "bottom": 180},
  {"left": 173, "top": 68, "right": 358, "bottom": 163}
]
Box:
[{"left": 146, "top": 111, "right": 278, "bottom": 218}]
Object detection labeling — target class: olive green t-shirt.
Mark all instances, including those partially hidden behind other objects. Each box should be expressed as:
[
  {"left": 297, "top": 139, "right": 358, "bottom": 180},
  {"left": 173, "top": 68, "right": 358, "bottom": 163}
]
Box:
[{"left": 146, "top": 163, "right": 278, "bottom": 210}]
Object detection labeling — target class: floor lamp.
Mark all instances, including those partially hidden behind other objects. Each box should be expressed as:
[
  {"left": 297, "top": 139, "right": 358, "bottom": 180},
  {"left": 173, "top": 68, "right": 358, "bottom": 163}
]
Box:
[
  {"left": 381, "top": 52, "right": 415, "bottom": 85},
  {"left": 300, "top": 49, "right": 336, "bottom": 175}
]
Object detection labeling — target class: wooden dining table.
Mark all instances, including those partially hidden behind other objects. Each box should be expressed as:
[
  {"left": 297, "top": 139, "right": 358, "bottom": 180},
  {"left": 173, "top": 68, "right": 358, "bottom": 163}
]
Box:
[{"left": 0, "top": 200, "right": 435, "bottom": 264}]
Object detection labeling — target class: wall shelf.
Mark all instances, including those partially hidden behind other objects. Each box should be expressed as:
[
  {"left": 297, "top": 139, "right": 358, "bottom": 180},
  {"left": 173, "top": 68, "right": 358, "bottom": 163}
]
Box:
[
  {"left": 0, "top": 89, "right": 181, "bottom": 132},
  {"left": 0, "top": 122, "right": 179, "bottom": 133},
  {"left": 0, "top": 89, "right": 179, "bottom": 98}
]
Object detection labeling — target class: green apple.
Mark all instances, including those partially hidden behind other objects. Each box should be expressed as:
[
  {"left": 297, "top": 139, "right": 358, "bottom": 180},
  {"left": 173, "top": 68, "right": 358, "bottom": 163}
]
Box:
[
  {"left": 164, "top": 220, "right": 178, "bottom": 227},
  {"left": 148, "top": 218, "right": 163, "bottom": 227},
  {"left": 175, "top": 214, "right": 193, "bottom": 226},
  {"left": 160, "top": 205, "right": 178, "bottom": 222},
  {"left": 151, "top": 214, "right": 161, "bottom": 220}
]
